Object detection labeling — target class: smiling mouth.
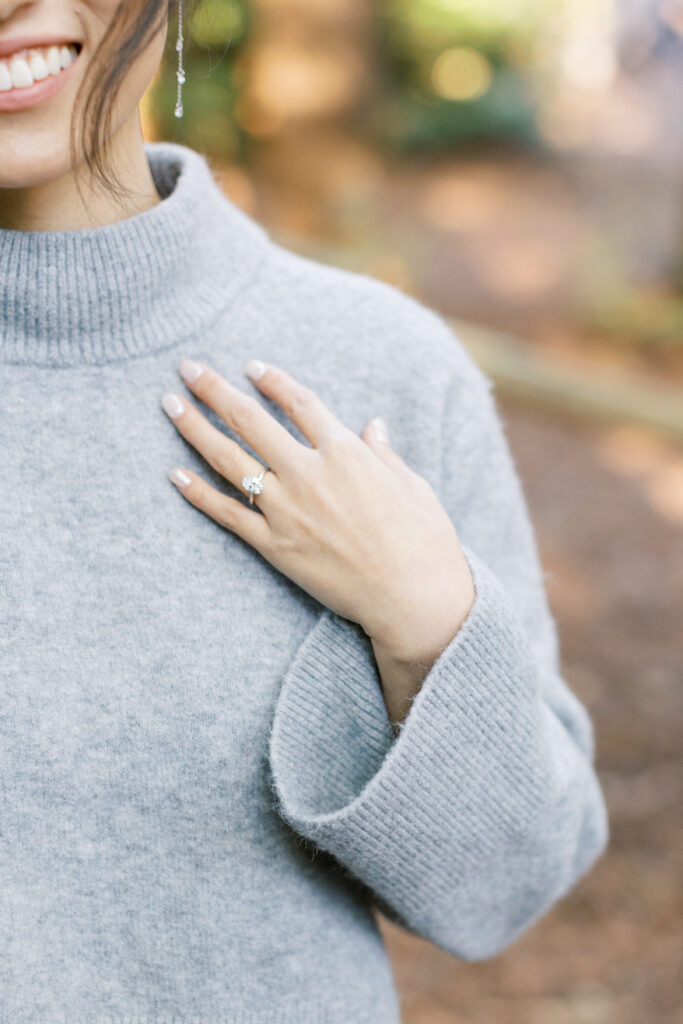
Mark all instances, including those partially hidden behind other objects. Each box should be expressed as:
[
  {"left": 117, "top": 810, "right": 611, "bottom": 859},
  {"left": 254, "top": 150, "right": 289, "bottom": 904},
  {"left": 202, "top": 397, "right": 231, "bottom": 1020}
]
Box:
[{"left": 0, "top": 42, "right": 82, "bottom": 93}]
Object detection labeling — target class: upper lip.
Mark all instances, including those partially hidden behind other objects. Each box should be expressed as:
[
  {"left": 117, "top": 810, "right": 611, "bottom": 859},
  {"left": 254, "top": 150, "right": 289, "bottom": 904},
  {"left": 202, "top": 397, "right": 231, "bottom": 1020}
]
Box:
[{"left": 0, "top": 35, "right": 82, "bottom": 60}]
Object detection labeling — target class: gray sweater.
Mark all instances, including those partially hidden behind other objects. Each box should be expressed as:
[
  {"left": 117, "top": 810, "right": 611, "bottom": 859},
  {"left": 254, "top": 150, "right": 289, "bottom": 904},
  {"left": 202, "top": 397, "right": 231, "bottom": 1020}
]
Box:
[{"left": 0, "top": 141, "right": 609, "bottom": 1024}]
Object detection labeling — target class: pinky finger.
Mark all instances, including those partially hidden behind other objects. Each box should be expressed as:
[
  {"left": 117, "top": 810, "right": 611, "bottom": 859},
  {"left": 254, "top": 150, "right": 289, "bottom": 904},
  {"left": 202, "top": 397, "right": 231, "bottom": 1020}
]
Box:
[{"left": 168, "top": 467, "right": 272, "bottom": 553}]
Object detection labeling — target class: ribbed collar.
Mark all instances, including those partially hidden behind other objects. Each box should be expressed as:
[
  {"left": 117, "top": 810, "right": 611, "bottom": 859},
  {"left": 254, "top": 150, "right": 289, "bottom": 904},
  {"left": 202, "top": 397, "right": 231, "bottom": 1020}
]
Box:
[{"left": 0, "top": 141, "right": 269, "bottom": 367}]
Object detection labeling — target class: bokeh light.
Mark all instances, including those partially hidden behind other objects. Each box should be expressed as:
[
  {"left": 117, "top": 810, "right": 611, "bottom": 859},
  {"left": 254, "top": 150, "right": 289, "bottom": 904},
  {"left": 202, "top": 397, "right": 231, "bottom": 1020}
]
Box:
[{"left": 430, "top": 46, "right": 492, "bottom": 101}]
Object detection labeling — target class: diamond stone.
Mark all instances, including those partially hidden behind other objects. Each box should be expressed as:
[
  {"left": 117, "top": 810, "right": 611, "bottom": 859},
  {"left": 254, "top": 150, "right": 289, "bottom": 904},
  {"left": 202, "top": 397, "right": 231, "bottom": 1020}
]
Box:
[{"left": 242, "top": 474, "right": 264, "bottom": 495}]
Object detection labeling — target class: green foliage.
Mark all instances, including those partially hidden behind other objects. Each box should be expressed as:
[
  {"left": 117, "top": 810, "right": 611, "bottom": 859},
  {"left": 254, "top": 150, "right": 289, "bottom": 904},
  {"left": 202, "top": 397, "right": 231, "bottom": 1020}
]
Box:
[
  {"left": 190, "top": 0, "right": 246, "bottom": 46},
  {"left": 369, "top": 65, "right": 537, "bottom": 152},
  {"left": 372, "top": 0, "right": 547, "bottom": 150},
  {"left": 381, "top": 0, "right": 548, "bottom": 51}
]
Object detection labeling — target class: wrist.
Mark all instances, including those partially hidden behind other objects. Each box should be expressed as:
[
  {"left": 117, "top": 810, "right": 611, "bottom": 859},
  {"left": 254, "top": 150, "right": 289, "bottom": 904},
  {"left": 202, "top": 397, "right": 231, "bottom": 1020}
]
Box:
[{"left": 368, "top": 568, "right": 476, "bottom": 668}]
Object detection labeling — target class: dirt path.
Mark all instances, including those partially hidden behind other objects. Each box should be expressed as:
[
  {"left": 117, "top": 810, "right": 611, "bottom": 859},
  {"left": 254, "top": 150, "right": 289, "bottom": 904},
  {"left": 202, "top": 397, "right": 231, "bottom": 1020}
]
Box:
[{"left": 380, "top": 396, "right": 683, "bottom": 1024}]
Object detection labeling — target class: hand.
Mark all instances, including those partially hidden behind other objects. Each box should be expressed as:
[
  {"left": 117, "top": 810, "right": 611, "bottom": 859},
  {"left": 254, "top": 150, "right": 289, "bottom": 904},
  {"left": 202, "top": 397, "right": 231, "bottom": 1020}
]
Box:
[{"left": 161, "top": 358, "right": 475, "bottom": 672}]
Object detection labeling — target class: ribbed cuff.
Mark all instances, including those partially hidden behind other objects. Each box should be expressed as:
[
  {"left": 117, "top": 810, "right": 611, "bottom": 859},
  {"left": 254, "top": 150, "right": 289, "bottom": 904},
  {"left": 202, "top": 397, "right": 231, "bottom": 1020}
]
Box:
[{"left": 267, "top": 545, "right": 607, "bottom": 955}]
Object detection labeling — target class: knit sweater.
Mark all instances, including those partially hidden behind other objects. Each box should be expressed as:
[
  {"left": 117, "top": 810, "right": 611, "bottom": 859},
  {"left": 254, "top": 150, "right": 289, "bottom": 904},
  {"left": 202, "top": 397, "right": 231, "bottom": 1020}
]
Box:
[{"left": 0, "top": 141, "right": 609, "bottom": 1024}]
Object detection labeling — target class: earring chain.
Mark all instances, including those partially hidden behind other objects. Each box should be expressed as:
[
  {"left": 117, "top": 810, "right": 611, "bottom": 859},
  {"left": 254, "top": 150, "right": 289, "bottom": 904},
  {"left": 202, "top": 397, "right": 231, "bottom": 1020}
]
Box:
[{"left": 174, "top": 0, "right": 185, "bottom": 119}]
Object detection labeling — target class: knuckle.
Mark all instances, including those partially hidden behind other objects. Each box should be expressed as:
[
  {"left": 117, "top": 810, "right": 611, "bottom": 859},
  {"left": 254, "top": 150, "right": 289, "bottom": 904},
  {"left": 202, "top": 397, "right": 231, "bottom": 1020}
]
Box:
[
  {"left": 269, "top": 521, "right": 304, "bottom": 559},
  {"left": 319, "top": 428, "right": 355, "bottom": 461},
  {"left": 283, "top": 385, "right": 315, "bottom": 419},
  {"left": 217, "top": 496, "right": 240, "bottom": 527},
  {"left": 228, "top": 396, "right": 259, "bottom": 434},
  {"left": 211, "top": 444, "right": 239, "bottom": 478}
]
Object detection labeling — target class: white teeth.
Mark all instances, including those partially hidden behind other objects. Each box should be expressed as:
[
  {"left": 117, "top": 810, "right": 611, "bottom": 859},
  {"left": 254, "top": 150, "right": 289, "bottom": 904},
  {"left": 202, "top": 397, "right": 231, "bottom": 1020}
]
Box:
[
  {"left": 29, "top": 52, "right": 50, "bottom": 81},
  {"left": 0, "top": 42, "right": 78, "bottom": 93},
  {"left": 46, "top": 45, "right": 62, "bottom": 76},
  {"left": 9, "top": 56, "right": 33, "bottom": 89}
]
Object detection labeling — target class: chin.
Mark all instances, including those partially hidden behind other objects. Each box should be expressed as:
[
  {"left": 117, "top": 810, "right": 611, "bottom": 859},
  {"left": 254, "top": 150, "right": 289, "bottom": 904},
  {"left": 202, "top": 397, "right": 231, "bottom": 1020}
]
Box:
[{"left": 0, "top": 134, "right": 75, "bottom": 190}]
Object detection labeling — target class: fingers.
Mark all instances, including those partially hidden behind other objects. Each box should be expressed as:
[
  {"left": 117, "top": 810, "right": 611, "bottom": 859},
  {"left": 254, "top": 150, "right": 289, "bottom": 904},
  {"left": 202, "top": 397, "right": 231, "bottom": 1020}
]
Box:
[
  {"left": 362, "top": 416, "right": 419, "bottom": 489},
  {"left": 161, "top": 391, "right": 280, "bottom": 509},
  {"left": 178, "top": 359, "right": 303, "bottom": 472},
  {"left": 168, "top": 466, "right": 272, "bottom": 552},
  {"left": 244, "top": 360, "right": 347, "bottom": 449}
]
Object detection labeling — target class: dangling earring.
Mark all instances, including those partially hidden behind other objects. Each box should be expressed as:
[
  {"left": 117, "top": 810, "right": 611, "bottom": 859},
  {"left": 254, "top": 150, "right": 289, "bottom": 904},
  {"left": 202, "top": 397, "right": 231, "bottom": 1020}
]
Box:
[{"left": 174, "top": 0, "right": 186, "bottom": 119}]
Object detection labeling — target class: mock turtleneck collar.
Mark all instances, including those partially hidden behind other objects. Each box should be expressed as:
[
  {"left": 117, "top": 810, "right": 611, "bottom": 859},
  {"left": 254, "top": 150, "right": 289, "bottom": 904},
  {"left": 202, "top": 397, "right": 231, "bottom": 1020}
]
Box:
[{"left": 0, "top": 141, "right": 269, "bottom": 368}]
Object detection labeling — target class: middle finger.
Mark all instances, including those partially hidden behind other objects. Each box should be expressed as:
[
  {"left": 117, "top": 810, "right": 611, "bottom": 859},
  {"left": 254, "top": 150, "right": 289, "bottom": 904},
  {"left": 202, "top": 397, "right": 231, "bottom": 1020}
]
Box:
[{"left": 178, "top": 359, "right": 303, "bottom": 471}]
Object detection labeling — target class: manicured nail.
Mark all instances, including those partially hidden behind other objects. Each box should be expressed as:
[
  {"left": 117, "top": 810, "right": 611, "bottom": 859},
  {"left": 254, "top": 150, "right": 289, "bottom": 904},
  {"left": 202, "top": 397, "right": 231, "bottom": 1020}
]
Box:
[
  {"left": 169, "top": 467, "right": 191, "bottom": 489},
  {"left": 162, "top": 392, "right": 185, "bottom": 419},
  {"left": 372, "top": 417, "right": 390, "bottom": 443},
  {"left": 245, "top": 359, "right": 266, "bottom": 380},
  {"left": 179, "top": 358, "right": 205, "bottom": 383}
]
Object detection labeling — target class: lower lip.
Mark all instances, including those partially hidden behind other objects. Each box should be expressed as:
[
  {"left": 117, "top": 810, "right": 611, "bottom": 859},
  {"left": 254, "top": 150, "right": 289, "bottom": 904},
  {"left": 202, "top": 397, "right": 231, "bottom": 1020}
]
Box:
[{"left": 0, "top": 48, "right": 81, "bottom": 113}]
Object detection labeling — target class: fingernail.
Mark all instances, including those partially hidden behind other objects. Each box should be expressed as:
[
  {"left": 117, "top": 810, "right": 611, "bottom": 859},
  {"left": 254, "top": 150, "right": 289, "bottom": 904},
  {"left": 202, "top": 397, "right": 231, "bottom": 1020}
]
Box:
[
  {"left": 245, "top": 359, "right": 266, "bottom": 380},
  {"left": 372, "top": 417, "right": 390, "bottom": 442},
  {"left": 179, "top": 358, "right": 205, "bottom": 383},
  {"left": 162, "top": 392, "right": 185, "bottom": 419},
  {"left": 169, "top": 467, "right": 191, "bottom": 489}
]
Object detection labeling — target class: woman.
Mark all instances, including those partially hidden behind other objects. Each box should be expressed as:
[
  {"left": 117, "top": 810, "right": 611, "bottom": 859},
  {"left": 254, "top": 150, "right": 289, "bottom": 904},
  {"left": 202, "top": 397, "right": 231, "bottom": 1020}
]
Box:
[{"left": 0, "top": 1, "right": 609, "bottom": 1021}]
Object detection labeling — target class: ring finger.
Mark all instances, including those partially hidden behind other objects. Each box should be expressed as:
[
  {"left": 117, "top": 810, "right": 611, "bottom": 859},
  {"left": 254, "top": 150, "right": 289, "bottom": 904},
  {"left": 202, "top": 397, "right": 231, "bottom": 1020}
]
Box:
[{"left": 161, "top": 391, "right": 279, "bottom": 509}]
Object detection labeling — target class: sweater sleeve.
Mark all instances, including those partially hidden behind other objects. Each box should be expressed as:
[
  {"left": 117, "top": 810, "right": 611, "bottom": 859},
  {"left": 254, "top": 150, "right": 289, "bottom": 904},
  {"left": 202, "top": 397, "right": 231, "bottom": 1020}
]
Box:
[{"left": 266, "top": 332, "right": 609, "bottom": 961}]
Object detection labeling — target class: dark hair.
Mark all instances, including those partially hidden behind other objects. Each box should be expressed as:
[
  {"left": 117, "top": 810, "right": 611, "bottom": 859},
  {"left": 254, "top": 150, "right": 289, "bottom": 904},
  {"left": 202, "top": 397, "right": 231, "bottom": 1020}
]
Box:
[{"left": 71, "top": 0, "right": 200, "bottom": 205}]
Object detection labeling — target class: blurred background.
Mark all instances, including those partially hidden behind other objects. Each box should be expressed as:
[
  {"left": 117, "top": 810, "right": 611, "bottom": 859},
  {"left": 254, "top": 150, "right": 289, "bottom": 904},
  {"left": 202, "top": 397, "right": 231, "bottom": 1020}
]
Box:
[{"left": 143, "top": 2, "right": 682, "bottom": 1021}]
